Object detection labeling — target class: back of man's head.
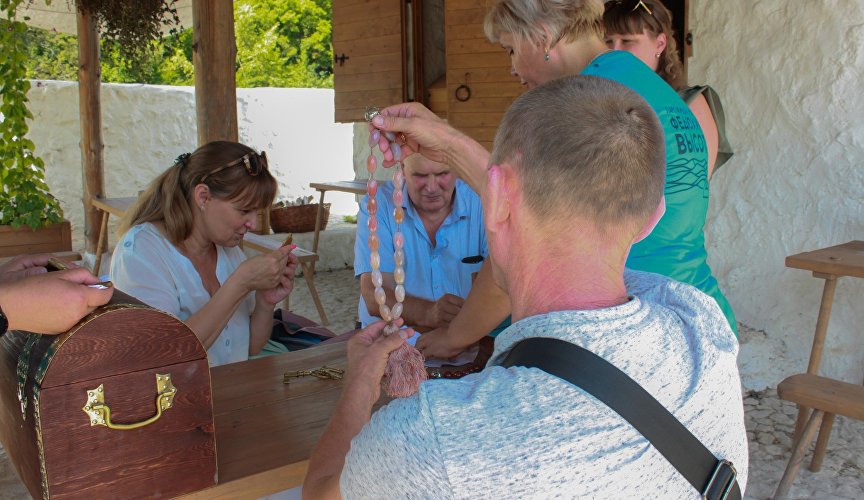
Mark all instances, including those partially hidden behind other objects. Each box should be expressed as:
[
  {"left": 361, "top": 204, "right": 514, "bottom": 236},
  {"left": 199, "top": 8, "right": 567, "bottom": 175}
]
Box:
[{"left": 490, "top": 75, "right": 665, "bottom": 237}]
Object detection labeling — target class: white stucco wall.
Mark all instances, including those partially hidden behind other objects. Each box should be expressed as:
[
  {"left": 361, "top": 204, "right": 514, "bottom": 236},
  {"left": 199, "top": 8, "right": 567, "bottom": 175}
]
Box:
[
  {"left": 25, "top": 82, "right": 357, "bottom": 253},
  {"left": 690, "top": 0, "right": 864, "bottom": 387}
]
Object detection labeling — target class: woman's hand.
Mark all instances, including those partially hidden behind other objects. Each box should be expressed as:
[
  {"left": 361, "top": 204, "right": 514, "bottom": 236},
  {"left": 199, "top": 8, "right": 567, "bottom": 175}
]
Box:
[
  {"left": 237, "top": 244, "right": 295, "bottom": 293},
  {"left": 369, "top": 102, "right": 492, "bottom": 193},
  {"left": 416, "top": 325, "right": 468, "bottom": 360},
  {"left": 370, "top": 103, "right": 458, "bottom": 167},
  {"left": 257, "top": 250, "right": 299, "bottom": 306}
]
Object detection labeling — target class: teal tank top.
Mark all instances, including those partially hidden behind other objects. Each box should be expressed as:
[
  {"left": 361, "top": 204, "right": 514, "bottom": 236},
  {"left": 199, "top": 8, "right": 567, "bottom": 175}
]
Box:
[{"left": 581, "top": 51, "right": 737, "bottom": 335}]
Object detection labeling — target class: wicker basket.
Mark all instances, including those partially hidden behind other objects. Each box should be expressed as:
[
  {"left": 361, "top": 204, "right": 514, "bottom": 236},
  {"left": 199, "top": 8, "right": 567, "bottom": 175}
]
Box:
[{"left": 269, "top": 203, "right": 330, "bottom": 233}]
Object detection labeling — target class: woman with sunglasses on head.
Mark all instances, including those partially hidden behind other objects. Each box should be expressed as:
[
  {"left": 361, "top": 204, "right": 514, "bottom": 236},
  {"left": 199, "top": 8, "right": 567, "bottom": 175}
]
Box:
[
  {"left": 374, "top": 0, "right": 736, "bottom": 362},
  {"left": 111, "top": 141, "right": 298, "bottom": 366},
  {"left": 604, "top": 0, "right": 732, "bottom": 178}
]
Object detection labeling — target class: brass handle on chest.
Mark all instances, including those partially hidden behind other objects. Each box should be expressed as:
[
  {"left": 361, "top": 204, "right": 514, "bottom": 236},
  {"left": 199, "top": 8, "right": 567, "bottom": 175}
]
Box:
[{"left": 81, "top": 373, "right": 177, "bottom": 430}]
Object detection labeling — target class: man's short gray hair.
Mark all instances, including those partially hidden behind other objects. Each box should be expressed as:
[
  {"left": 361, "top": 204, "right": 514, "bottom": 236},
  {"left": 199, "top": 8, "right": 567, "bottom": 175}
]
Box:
[{"left": 490, "top": 75, "right": 665, "bottom": 232}]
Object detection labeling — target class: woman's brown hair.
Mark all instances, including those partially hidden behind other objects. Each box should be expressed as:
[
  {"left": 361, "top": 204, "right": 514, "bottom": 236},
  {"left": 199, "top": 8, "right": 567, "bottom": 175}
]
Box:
[
  {"left": 603, "top": 0, "right": 687, "bottom": 90},
  {"left": 119, "top": 141, "right": 277, "bottom": 245}
]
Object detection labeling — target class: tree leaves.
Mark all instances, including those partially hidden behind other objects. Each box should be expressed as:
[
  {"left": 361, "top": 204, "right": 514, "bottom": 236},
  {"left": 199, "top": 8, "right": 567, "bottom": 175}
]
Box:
[
  {"left": 17, "top": 0, "right": 334, "bottom": 88},
  {"left": 0, "top": 1, "right": 64, "bottom": 229}
]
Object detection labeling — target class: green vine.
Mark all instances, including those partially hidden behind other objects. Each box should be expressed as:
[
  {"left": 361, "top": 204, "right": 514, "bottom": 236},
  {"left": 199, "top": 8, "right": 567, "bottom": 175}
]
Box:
[{"left": 0, "top": 0, "right": 63, "bottom": 229}]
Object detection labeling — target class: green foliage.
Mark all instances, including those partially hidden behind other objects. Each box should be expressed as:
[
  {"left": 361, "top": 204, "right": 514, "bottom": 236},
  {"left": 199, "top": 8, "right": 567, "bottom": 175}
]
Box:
[
  {"left": 98, "top": 30, "right": 194, "bottom": 85},
  {"left": 0, "top": 0, "right": 64, "bottom": 229},
  {"left": 20, "top": 0, "right": 333, "bottom": 88},
  {"left": 234, "top": 0, "right": 333, "bottom": 88}
]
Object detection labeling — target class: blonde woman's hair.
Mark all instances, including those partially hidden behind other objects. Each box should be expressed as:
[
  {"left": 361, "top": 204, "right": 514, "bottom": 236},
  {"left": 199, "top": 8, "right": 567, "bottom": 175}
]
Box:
[
  {"left": 484, "top": 0, "right": 605, "bottom": 47},
  {"left": 491, "top": 75, "right": 665, "bottom": 233},
  {"left": 603, "top": 0, "right": 687, "bottom": 90},
  {"left": 119, "top": 141, "right": 277, "bottom": 245}
]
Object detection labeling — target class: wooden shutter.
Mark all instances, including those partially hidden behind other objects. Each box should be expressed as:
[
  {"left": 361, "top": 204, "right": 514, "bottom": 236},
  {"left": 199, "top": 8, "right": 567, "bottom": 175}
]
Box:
[
  {"left": 445, "top": 0, "right": 523, "bottom": 149},
  {"left": 333, "top": 0, "right": 405, "bottom": 122}
]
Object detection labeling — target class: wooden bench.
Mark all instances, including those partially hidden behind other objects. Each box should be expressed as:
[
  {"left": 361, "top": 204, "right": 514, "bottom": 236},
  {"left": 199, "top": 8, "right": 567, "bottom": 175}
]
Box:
[
  {"left": 308, "top": 180, "right": 366, "bottom": 274},
  {"left": 775, "top": 241, "right": 864, "bottom": 498},
  {"left": 774, "top": 374, "right": 864, "bottom": 498}
]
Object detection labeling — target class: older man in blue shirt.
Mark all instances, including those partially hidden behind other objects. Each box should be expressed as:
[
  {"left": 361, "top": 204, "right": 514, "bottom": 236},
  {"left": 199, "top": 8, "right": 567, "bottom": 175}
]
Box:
[{"left": 354, "top": 153, "right": 487, "bottom": 330}]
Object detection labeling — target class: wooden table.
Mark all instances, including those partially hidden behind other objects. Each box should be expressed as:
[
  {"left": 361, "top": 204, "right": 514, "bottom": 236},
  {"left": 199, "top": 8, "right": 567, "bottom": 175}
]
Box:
[
  {"left": 309, "top": 180, "right": 366, "bottom": 270},
  {"left": 180, "top": 342, "right": 350, "bottom": 499},
  {"left": 90, "top": 196, "right": 137, "bottom": 274},
  {"left": 241, "top": 232, "right": 329, "bottom": 325},
  {"left": 774, "top": 241, "right": 864, "bottom": 496}
]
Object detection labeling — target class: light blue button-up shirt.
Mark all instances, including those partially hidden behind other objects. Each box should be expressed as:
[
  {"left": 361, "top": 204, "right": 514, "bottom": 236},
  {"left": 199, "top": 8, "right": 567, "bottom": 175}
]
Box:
[{"left": 354, "top": 179, "right": 487, "bottom": 327}]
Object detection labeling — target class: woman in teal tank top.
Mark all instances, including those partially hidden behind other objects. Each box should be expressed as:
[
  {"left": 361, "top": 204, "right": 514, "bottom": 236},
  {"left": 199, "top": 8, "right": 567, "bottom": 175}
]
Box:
[
  {"left": 581, "top": 51, "right": 738, "bottom": 335},
  {"left": 382, "top": 0, "right": 737, "bottom": 360}
]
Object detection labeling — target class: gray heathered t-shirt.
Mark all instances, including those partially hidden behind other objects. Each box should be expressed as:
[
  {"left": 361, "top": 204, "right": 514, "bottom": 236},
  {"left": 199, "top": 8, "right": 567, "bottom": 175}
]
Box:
[{"left": 341, "top": 270, "right": 748, "bottom": 498}]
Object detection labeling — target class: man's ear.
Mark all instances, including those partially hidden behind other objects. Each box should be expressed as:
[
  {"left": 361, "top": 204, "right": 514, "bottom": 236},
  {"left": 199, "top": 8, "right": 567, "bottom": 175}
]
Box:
[
  {"left": 484, "top": 164, "right": 512, "bottom": 231},
  {"left": 634, "top": 196, "right": 665, "bottom": 243}
]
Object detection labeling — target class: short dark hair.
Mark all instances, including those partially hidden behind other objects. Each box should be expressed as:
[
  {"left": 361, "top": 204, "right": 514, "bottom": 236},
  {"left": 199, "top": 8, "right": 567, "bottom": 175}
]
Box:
[{"left": 490, "top": 75, "right": 665, "bottom": 233}]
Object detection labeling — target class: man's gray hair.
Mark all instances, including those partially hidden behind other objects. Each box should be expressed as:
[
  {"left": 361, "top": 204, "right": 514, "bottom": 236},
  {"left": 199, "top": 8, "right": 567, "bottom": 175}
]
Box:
[{"left": 490, "top": 75, "right": 665, "bottom": 231}]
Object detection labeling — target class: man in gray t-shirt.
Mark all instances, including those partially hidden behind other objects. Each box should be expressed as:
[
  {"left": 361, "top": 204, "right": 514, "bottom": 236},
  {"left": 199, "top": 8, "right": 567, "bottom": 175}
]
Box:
[{"left": 303, "top": 75, "right": 748, "bottom": 498}]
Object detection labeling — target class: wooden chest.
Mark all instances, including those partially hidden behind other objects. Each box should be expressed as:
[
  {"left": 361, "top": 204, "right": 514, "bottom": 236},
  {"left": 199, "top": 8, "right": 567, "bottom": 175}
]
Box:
[{"left": 0, "top": 290, "right": 217, "bottom": 499}]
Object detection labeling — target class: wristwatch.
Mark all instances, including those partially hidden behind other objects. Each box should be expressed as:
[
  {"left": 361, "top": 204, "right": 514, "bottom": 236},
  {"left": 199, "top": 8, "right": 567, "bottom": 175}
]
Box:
[{"left": 0, "top": 304, "right": 7, "bottom": 337}]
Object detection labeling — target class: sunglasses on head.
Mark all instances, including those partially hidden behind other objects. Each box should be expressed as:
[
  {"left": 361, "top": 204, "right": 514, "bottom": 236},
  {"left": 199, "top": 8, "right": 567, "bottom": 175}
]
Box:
[
  {"left": 608, "top": 0, "right": 654, "bottom": 17},
  {"left": 201, "top": 151, "right": 268, "bottom": 182}
]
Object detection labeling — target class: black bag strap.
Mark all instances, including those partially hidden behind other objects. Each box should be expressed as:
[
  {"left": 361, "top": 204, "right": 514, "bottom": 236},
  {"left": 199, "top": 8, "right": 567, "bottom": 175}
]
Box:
[{"left": 501, "top": 337, "right": 741, "bottom": 500}]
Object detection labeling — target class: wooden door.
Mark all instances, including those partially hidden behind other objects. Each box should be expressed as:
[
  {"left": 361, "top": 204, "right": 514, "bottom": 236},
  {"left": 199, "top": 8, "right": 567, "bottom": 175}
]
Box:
[
  {"left": 445, "top": 0, "right": 524, "bottom": 149},
  {"left": 332, "top": 0, "right": 405, "bottom": 122},
  {"left": 661, "top": 0, "right": 689, "bottom": 67}
]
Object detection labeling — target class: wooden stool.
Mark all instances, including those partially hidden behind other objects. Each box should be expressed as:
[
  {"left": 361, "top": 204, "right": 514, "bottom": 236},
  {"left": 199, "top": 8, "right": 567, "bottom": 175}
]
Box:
[
  {"left": 90, "top": 196, "right": 136, "bottom": 274},
  {"left": 774, "top": 374, "right": 864, "bottom": 498},
  {"left": 776, "top": 241, "right": 864, "bottom": 497},
  {"left": 309, "top": 180, "right": 366, "bottom": 274}
]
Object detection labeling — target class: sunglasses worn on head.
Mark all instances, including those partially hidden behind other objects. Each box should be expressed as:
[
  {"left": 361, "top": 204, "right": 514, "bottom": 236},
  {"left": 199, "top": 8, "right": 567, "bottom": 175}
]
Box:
[
  {"left": 201, "top": 151, "right": 268, "bottom": 182},
  {"left": 608, "top": 0, "right": 654, "bottom": 17}
]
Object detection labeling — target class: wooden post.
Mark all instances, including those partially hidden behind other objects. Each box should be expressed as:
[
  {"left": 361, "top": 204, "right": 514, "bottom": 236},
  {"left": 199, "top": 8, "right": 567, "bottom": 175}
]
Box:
[
  {"left": 192, "top": 0, "right": 238, "bottom": 145},
  {"left": 76, "top": 9, "right": 104, "bottom": 255}
]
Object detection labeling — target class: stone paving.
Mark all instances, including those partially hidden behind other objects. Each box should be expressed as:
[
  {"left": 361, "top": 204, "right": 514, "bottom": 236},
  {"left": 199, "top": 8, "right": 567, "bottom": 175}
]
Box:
[{"left": 1, "top": 268, "right": 862, "bottom": 498}]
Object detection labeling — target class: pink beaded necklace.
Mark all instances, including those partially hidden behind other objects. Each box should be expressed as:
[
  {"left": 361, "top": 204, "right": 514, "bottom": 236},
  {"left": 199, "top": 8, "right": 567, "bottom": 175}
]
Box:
[{"left": 365, "top": 107, "right": 427, "bottom": 397}]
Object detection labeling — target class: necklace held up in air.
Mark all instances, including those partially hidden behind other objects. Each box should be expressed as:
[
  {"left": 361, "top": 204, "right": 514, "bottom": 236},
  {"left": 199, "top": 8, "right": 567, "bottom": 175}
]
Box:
[{"left": 365, "top": 106, "right": 427, "bottom": 398}]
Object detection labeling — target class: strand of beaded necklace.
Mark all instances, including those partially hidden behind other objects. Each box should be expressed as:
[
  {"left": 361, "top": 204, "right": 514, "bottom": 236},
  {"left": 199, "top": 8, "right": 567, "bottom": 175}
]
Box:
[{"left": 365, "top": 107, "right": 427, "bottom": 398}]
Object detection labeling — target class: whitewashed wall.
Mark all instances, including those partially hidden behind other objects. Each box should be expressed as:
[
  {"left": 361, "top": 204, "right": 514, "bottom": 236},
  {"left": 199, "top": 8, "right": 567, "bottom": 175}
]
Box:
[
  {"left": 25, "top": 82, "right": 357, "bottom": 253},
  {"left": 690, "top": 0, "right": 864, "bottom": 388}
]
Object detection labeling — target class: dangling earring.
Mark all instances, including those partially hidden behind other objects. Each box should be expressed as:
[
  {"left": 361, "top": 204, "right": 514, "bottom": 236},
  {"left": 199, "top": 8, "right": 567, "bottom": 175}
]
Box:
[
  {"left": 544, "top": 47, "right": 550, "bottom": 61},
  {"left": 655, "top": 52, "right": 661, "bottom": 59}
]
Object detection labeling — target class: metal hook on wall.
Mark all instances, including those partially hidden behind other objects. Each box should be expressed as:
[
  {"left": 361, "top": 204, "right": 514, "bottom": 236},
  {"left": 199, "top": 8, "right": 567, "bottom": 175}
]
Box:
[{"left": 455, "top": 72, "right": 471, "bottom": 102}]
